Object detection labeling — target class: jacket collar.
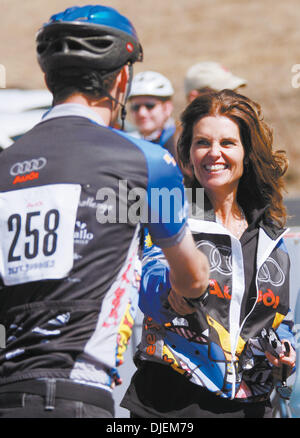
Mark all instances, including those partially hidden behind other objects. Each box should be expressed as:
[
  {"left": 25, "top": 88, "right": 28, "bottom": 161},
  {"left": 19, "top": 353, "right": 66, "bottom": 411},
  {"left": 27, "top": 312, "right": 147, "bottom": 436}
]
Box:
[
  {"left": 41, "top": 103, "right": 106, "bottom": 127},
  {"left": 194, "top": 192, "right": 287, "bottom": 241}
]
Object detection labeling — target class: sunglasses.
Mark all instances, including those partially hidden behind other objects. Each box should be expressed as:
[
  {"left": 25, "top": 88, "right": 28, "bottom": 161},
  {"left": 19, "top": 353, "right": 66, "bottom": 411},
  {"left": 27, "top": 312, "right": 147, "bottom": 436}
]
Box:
[{"left": 130, "top": 102, "right": 157, "bottom": 112}]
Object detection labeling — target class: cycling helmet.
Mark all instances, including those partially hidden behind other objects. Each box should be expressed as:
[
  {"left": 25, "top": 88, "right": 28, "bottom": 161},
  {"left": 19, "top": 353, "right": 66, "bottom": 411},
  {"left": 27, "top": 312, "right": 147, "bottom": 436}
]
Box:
[
  {"left": 36, "top": 5, "right": 143, "bottom": 74},
  {"left": 129, "top": 71, "right": 174, "bottom": 98}
]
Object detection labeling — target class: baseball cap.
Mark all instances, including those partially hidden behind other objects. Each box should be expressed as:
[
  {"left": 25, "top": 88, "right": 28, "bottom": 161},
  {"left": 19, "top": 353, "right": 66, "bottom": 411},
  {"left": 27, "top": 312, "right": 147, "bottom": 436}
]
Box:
[{"left": 184, "top": 61, "right": 247, "bottom": 95}]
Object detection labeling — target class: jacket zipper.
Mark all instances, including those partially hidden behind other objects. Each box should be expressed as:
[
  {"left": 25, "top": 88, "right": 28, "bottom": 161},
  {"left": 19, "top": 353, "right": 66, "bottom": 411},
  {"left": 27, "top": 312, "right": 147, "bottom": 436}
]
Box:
[{"left": 230, "top": 227, "right": 289, "bottom": 399}]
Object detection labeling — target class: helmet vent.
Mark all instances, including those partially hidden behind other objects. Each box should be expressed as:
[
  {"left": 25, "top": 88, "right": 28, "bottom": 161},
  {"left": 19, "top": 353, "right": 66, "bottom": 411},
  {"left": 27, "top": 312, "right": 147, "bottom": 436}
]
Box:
[
  {"left": 87, "top": 38, "right": 113, "bottom": 50},
  {"left": 66, "top": 39, "right": 83, "bottom": 51}
]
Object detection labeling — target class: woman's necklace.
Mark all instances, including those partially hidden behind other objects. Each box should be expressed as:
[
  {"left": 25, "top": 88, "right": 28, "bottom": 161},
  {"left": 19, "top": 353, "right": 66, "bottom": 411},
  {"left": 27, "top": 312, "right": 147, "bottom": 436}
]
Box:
[
  {"left": 215, "top": 205, "right": 248, "bottom": 239},
  {"left": 236, "top": 206, "right": 248, "bottom": 239}
]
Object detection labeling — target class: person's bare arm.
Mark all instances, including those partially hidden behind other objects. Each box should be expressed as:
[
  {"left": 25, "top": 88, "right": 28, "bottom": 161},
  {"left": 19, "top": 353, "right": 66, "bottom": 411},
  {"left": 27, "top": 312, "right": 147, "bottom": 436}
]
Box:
[{"left": 162, "top": 228, "right": 209, "bottom": 299}]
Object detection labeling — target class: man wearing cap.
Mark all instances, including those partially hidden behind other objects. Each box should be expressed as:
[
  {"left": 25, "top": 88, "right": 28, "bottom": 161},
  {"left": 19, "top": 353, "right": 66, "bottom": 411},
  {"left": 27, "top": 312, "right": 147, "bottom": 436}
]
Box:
[
  {"left": 128, "top": 71, "right": 177, "bottom": 158},
  {"left": 184, "top": 61, "right": 247, "bottom": 103}
]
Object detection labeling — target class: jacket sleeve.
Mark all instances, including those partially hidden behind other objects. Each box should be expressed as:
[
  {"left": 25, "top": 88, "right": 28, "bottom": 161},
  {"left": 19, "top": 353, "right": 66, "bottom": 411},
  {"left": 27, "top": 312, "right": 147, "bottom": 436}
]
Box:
[
  {"left": 276, "top": 313, "right": 295, "bottom": 349},
  {"left": 275, "top": 315, "right": 296, "bottom": 374},
  {"left": 275, "top": 239, "right": 295, "bottom": 348},
  {"left": 138, "top": 230, "right": 174, "bottom": 324}
]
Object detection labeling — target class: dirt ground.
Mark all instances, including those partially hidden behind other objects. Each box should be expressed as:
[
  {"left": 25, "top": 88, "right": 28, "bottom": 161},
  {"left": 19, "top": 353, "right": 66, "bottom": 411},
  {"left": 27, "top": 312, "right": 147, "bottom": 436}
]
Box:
[{"left": 1, "top": 0, "right": 300, "bottom": 197}]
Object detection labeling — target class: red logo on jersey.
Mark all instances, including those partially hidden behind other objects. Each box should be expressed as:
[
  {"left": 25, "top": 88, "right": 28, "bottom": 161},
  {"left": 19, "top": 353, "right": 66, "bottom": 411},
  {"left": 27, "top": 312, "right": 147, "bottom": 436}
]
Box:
[{"left": 13, "top": 171, "right": 39, "bottom": 184}]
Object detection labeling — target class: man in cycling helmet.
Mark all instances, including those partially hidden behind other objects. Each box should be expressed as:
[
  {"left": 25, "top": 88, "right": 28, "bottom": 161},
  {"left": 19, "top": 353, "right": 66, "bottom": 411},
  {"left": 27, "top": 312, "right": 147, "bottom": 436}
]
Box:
[
  {"left": 128, "top": 71, "right": 177, "bottom": 158},
  {"left": 0, "top": 5, "right": 209, "bottom": 418}
]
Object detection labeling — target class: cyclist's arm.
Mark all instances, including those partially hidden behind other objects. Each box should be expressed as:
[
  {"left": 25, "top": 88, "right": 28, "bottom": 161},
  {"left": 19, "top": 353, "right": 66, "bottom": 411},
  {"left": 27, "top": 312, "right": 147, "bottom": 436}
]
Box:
[
  {"left": 162, "top": 227, "right": 209, "bottom": 299},
  {"left": 134, "top": 140, "right": 209, "bottom": 300},
  {"left": 143, "top": 175, "right": 209, "bottom": 299}
]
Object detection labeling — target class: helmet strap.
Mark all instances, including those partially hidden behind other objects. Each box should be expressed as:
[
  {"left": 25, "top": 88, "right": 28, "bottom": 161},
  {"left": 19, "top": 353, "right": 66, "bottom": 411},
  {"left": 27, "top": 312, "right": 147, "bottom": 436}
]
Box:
[
  {"left": 119, "top": 63, "right": 133, "bottom": 130},
  {"left": 104, "top": 62, "right": 133, "bottom": 130},
  {"left": 103, "top": 91, "right": 126, "bottom": 130}
]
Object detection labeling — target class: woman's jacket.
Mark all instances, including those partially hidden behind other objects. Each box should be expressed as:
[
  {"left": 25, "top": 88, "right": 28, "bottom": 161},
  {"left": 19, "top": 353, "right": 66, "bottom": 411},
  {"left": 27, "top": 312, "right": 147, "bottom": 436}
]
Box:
[{"left": 135, "top": 203, "right": 294, "bottom": 402}]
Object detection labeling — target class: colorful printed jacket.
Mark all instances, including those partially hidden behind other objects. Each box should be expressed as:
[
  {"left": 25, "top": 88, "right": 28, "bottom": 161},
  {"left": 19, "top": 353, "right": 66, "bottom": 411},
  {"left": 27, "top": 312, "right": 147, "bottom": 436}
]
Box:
[{"left": 135, "top": 207, "right": 294, "bottom": 402}]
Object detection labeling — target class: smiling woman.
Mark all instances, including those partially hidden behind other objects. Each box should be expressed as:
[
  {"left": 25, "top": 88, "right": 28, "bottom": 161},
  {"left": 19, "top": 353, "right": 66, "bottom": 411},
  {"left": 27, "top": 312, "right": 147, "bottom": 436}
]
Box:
[
  {"left": 190, "top": 116, "right": 245, "bottom": 189},
  {"left": 178, "top": 89, "right": 289, "bottom": 229},
  {"left": 121, "top": 89, "right": 295, "bottom": 419},
  {"left": 189, "top": 115, "right": 246, "bottom": 237}
]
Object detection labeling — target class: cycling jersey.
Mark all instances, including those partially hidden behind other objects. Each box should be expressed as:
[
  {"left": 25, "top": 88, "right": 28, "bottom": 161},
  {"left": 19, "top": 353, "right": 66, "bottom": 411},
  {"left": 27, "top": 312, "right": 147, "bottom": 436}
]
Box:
[
  {"left": 128, "top": 119, "right": 177, "bottom": 158},
  {"left": 0, "top": 103, "right": 187, "bottom": 391},
  {"left": 122, "top": 200, "right": 293, "bottom": 413},
  {"left": 153, "top": 125, "right": 177, "bottom": 158}
]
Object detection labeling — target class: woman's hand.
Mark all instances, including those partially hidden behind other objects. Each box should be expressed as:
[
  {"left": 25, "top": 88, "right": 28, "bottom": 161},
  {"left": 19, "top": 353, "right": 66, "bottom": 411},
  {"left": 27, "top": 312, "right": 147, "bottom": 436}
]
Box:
[
  {"left": 265, "top": 339, "right": 296, "bottom": 368},
  {"left": 167, "top": 289, "right": 196, "bottom": 315}
]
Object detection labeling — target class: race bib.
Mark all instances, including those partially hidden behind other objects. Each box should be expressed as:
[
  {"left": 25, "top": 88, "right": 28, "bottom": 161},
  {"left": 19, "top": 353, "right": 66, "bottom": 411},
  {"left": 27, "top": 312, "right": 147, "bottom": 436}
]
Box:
[{"left": 0, "top": 184, "right": 81, "bottom": 285}]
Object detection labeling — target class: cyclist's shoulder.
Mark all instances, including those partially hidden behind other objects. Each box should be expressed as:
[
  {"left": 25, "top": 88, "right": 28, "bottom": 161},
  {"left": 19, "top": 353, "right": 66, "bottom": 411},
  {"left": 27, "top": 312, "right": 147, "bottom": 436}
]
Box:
[{"left": 114, "top": 129, "right": 178, "bottom": 172}]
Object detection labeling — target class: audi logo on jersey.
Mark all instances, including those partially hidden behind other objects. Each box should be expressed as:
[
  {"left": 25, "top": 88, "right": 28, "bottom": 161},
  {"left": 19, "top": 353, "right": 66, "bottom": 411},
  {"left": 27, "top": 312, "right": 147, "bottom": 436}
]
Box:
[
  {"left": 195, "top": 240, "right": 286, "bottom": 287},
  {"left": 10, "top": 157, "right": 47, "bottom": 176}
]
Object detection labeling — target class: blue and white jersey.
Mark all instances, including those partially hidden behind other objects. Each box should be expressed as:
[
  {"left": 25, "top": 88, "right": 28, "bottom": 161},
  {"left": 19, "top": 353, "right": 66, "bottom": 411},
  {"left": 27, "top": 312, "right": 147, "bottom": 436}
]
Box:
[{"left": 0, "top": 103, "right": 187, "bottom": 389}]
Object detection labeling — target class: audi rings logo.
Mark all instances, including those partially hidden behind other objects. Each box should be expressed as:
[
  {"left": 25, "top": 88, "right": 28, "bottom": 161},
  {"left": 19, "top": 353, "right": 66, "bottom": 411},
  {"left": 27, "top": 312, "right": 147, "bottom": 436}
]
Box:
[
  {"left": 258, "top": 257, "right": 285, "bottom": 287},
  {"left": 196, "top": 241, "right": 232, "bottom": 276},
  {"left": 10, "top": 157, "right": 47, "bottom": 176}
]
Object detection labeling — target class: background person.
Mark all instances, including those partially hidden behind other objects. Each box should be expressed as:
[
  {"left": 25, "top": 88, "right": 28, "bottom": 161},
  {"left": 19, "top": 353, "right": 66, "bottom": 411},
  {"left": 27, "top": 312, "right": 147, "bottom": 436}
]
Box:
[
  {"left": 184, "top": 61, "right": 247, "bottom": 103},
  {"left": 0, "top": 5, "right": 209, "bottom": 418},
  {"left": 128, "top": 70, "right": 177, "bottom": 158},
  {"left": 121, "top": 89, "right": 295, "bottom": 418}
]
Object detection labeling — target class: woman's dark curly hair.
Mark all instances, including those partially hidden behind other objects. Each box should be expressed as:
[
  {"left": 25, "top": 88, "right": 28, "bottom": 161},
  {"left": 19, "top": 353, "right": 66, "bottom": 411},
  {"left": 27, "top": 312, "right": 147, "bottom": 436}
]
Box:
[{"left": 177, "top": 89, "right": 288, "bottom": 227}]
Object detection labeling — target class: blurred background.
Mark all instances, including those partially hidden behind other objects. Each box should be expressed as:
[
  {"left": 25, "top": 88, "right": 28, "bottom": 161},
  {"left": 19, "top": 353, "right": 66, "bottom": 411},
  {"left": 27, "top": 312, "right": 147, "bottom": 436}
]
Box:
[{"left": 1, "top": 0, "right": 300, "bottom": 196}]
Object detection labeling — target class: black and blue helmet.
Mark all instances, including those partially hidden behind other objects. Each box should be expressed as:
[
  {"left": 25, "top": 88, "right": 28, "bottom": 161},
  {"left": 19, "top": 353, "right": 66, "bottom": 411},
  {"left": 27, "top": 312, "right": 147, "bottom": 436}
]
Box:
[{"left": 36, "top": 5, "right": 143, "bottom": 74}]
